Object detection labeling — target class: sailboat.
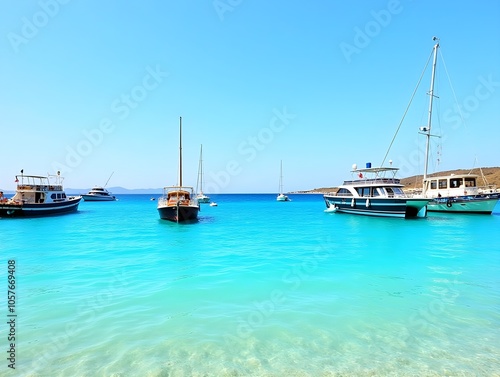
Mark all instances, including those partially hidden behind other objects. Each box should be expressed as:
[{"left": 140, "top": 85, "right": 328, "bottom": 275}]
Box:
[
  {"left": 276, "top": 160, "right": 291, "bottom": 202},
  {"left": 195, "top": 145, "right": 210, "bottom": 203},
  {"left": 419, "top": 38, "right": 499, "bottom": 214},
  {"left": 157, "top": 117, "right": 200, "bottom": 222}
]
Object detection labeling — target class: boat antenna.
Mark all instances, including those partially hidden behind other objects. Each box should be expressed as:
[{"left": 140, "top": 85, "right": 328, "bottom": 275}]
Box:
[
  {"left": 104, "top": 172, "right": 114, "bottom": 188},
  {"left": 179, "top": 116, "right": 183, "bottom": 187},
  {"left": 423, "top": 37, "right": 440, "bottom": 181}
]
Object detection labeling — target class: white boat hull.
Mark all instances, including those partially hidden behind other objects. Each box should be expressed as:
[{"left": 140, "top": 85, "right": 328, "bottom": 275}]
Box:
[{"left": 81, "top": 194, "right": 116, "bottom": 201}]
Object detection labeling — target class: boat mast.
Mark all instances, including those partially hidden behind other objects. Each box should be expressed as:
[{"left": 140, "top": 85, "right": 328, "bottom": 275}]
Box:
[
  {"left": 179, "top": 117, "right": 183, "bottom": 187},
  {"left": 199, "top": 145, "right": 204, "bottom": 194},
  {"left": 104, "top": 172, "right": 114, "bottom": 188},
  {"left": 423, "top": 37, "right": 439, "bottom": 181},
  {"left": 279, "top": 160, "right": 283, "bottom": 194}
]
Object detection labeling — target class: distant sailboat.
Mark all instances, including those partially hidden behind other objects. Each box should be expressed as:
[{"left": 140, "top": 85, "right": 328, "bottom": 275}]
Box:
[
  {"left": 195, "top": 145, "right": 210, "bottom": 203},
  {"left": 157, "top": 117, "right": 200, "bottom": 222},
  {"left": 277, "top": 160, "right": 291, "bottom": 202}
]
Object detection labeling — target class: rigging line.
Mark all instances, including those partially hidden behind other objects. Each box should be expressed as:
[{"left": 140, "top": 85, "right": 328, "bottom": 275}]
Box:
[
  {"left": 440, "top": 48, "right": 483, "bottom": 176},
  {"left": 380, "top": 49, "right": 434, "bottom": 167},
  {"left": 439, "top": 49, "right": 468, "bottom": 131}
]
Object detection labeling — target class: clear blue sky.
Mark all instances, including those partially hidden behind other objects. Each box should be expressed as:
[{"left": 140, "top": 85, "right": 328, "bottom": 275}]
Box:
[{"left": 1, "top": 1, "right": 499, "bottom": 193}]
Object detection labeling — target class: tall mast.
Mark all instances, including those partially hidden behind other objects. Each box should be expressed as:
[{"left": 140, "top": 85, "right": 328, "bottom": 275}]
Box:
[
  {"left": 200, "top": 144, "right": 203, "bottom": 193},
  {"left": 279, "top": 160, "right": 283, "bottom": 194},
  {"left": 423, "top": 37, "right": 439, "bottom": 181},
  {"left": 179, "top": 116, "right": 183, "bottom": 187}
]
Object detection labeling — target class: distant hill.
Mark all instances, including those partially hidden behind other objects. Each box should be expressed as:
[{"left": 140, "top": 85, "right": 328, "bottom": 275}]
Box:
[
  {"left": 300, "top": 167, "right": 500, "bottom": 193},
  {"left": 65, "top": 186, "right": 163, "bottom": 195}
]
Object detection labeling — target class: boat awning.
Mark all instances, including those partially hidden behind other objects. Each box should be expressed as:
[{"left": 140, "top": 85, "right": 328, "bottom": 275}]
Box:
[{"left": 351, "top": 167, "right": 399, "bottom": 173}]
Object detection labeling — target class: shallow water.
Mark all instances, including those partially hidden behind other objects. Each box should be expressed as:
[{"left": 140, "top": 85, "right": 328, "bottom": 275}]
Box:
[{"left": 2, "top": 194, "right": 499, "bottom": 376}]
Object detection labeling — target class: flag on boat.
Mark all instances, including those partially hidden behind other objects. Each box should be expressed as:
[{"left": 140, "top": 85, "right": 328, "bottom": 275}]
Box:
[{"left": 358, "top": 173, "right": 363, "bottom": 178}]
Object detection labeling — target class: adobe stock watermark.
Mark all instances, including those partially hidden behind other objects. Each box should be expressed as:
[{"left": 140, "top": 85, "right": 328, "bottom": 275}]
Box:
[
  {"left": 202, "top": 107, "right": 296, "bottom": 193},
  {"left": 213, "top": 0, "right": 243, "bottom": 21},
  {"left": 339, "top": 0, "right": 404, "bottom": 63},
  {"left": 51, "top": 65, "right": 168, "bottom": 173},
  {"left": 396, "top": 73, "right": 499, "bottom": 178},
  {"left": 25, "top": 270, "right": 129, "bottom": 376},
  {"left": 7, "top": 0, "right": 72, "bottom": 54},
  {"left": 224, "top": 235, "right": 333, "bottom": 344}
]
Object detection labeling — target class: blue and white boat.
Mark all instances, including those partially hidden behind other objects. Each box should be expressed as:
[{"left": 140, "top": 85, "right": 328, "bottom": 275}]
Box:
[
  {"left": 323, "top": 163, "right": 429, "bottom": 218},
  {"left": 0, "top": 171, "right": 81, "bottom": 217}
]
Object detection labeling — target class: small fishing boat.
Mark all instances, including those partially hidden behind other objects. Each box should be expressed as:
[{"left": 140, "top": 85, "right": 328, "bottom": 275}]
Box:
[
  {"left": 82, "top": 173, "right": 116, "bottom": 201},
  {"left": 323, "top": 163, "right": 429, "bottom": 218},
  {"left": 157, "top": 117, "right": 200, "bottom": 222},
  {"left": 277, "top": 160, "right": 291, "bottom": 202},
  {"left": 0, "top": 171, "right": 81, "bottom": 217},
  {"left": 210, "top": 202, "right": 218, "bottom": 207},
  {"left": 195, "top": 145, "right": 210, "bottom": 203}
]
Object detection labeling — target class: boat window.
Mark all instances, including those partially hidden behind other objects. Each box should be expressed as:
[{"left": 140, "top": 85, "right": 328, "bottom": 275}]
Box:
[
  {"left": 336, "top": 188, "right": 352, "bottom": 196},
  {"left": 356, "top": 187, "right": 370, "bottom": 197},
  {"left": 51, "top": 194, "right": 56, "bottom": 199},
  {"left": 372, "top": 188, "right": 381, "bottom": 197},
  {"left": 392, "top": 187, "right": 404, "bottom": 196},
  {"left": 465, "top": 177, "right": 476, "bottom": 187},
  {"left": 430, "top": 180, "right": 437, "bottom": 189},
  {"left": 438, "top": 179, "right": 447, "bottom": 189},
  {"left": 450, "top": 178, "right": 461, "bottom": 188},
  {"left": 386, "top": 187, "right": 395, "bottom": 197}
]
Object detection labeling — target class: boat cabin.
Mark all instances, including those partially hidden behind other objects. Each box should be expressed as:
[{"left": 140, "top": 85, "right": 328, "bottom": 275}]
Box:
[
  {"left": 335, "top": 166, "right": 407, "bottom": 199},
  {"left": 423, "top": 174, "right": 479, "bottom": 198}
]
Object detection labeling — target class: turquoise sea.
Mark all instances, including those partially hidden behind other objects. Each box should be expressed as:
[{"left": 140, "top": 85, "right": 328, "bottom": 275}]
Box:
[{"left": 2, "top": 194, "right": 500, "bottom": 376}]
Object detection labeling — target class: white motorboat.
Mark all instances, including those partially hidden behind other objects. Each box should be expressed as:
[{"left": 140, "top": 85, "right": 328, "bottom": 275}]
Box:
[{"left": 82, "top": 186, "right": 116, "bottom": 201}]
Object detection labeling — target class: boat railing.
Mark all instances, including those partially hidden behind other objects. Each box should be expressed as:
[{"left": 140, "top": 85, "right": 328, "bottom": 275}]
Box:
[{"left": 342, "top": 178, "right": 401, "bottom": 185}]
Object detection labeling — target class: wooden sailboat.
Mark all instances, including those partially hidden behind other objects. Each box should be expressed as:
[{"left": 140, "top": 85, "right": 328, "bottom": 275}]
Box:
[
  {"left": 195, "top": 145, "right": 210, "bottom": 203},
  {"left": 157, "top": 117, "right": 200, "bottom": 222},
  {"left": 276, "top": 160, "right": 290, "bottom": 202},
  {"left": 419, "top": 38, "right": 499, "bottom": 214}
]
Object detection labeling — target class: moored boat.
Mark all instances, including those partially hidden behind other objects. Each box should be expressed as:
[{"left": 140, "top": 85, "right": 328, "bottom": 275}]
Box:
[
  {"left": 157, "top": 117, "right": 200, "bottom": 222},
  {"left": 277, "top": 160, "right": 291, "bottom": 202},
  {"left": 82, "top": 172, "right": 116, "bottom": 201},
  {"left": 421, "top": 173, "right": 498, "bottom": 214},
  {"left": 323, "top": 163, "right": 429, "bottom": 218},
  {"left": 82, "top": 186, "right": 116, "bottom": 201},
  {"left": 0, "top": 171, "right": 81, "bottom": 217},
  {"left": 417, "top": 38, "right": 499, "bottom": 214},
  {"left": 195, "top": 145, "right": 210, "bottom": 203}
]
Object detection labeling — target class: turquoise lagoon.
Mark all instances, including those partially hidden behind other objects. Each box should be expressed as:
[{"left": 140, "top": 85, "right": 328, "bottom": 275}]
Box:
[{"left": 1, "top": 194, "right": 499, "bottom": 376}]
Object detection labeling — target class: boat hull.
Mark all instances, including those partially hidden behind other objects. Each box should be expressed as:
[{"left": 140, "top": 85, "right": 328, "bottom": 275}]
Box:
[
  {"left": 427, "top": 196, "right": 499, "bottom": 214},
  {"left": 157, "top": 204, "right": 199, "bottom": 222},
  {"left": 277, "top": 194, "right": 290, "bottom": 202},
  {"left": 324, "top": 196, "right": 428, "bottom": 218},
  {"left": 0, "top": 197, "right": 82, "bottom": 217},
  {"left": 81, "top": 194, "right": 116, "bottom": 201}
]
